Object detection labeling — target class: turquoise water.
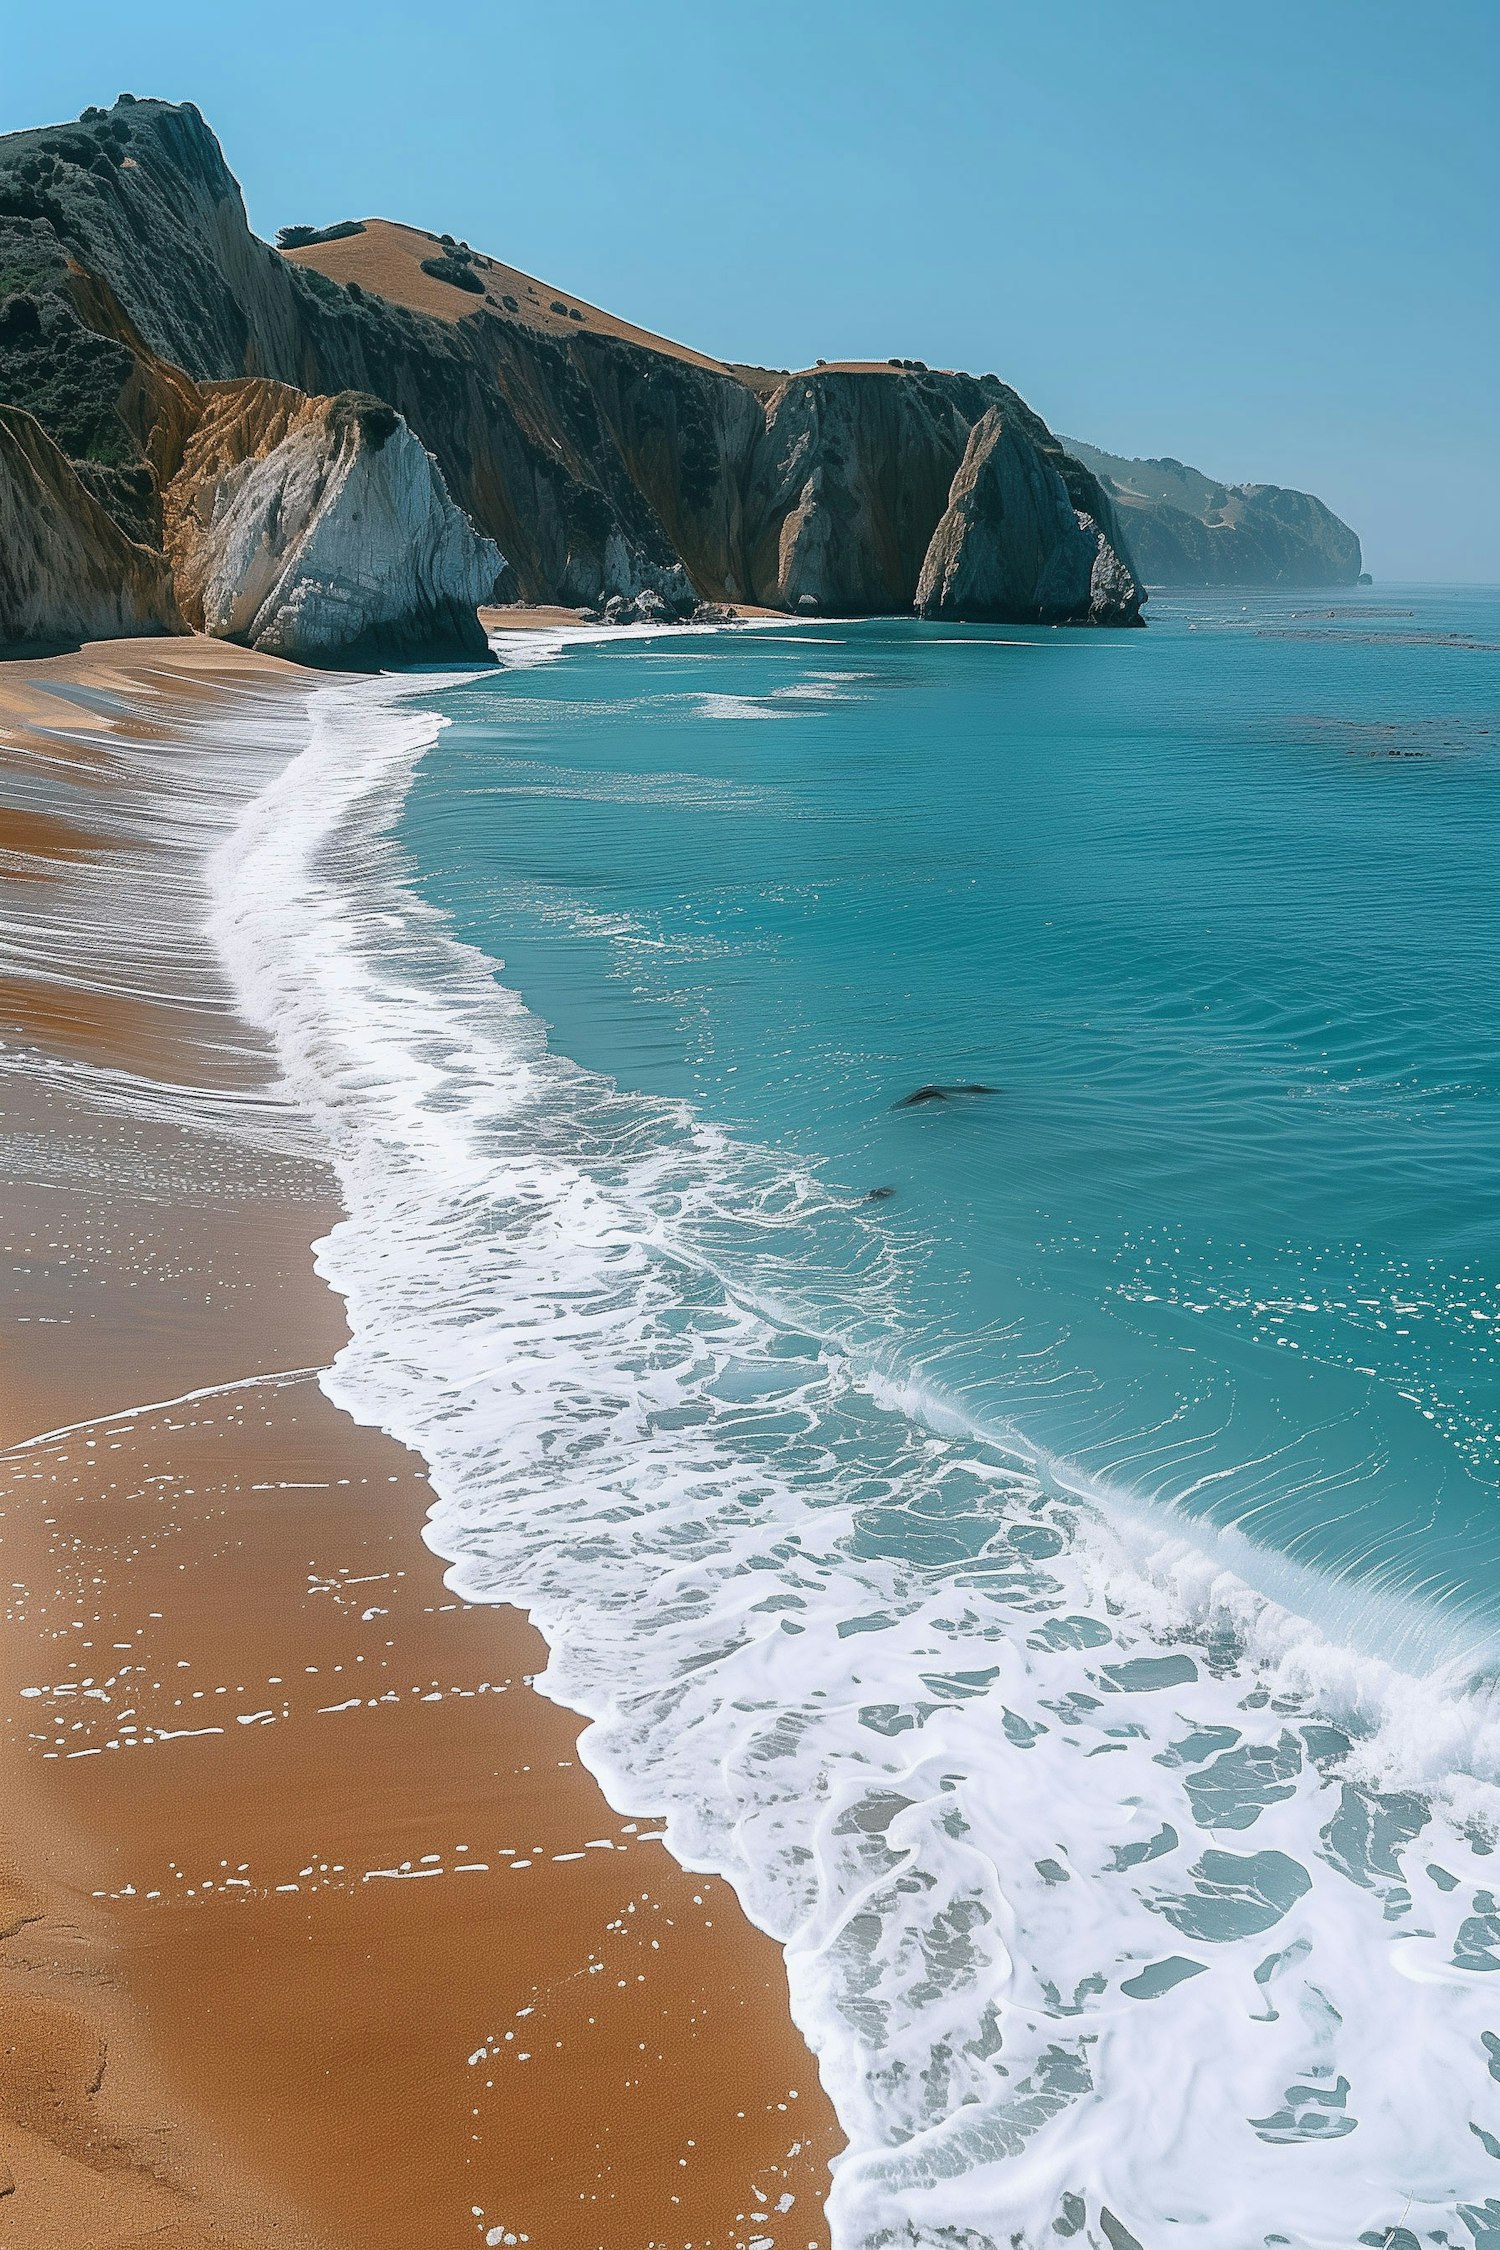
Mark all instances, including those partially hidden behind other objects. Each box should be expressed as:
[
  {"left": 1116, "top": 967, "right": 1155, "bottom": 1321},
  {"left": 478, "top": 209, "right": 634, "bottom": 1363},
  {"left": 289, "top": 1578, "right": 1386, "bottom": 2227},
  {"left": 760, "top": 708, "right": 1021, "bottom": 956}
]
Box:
[
  {"left": 227, "top": 592, "right": 1500, "bottom": 2243},
  {"left": 404, "top": 589, "right": 1500, "bottom": 1662}
]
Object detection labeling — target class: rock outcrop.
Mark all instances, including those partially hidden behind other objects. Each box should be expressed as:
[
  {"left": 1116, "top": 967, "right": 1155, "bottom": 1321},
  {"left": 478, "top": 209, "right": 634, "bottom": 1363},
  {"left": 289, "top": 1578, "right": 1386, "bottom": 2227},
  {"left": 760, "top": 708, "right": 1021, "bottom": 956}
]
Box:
[
  {"left": 740, "top": 373, "right": 1141, "bottom": 624},
  {"left": 166, "top": 380, "right": 502, "bottom": 663},
  {"left": 916, "top": 407, "right": 1143, "bottom": 625},
  {"left": 1061, "top": 438, "right": 1362, "bottom": 586},
  {"left": 0, "top": 402, "right": 179, "bottom": 648}
]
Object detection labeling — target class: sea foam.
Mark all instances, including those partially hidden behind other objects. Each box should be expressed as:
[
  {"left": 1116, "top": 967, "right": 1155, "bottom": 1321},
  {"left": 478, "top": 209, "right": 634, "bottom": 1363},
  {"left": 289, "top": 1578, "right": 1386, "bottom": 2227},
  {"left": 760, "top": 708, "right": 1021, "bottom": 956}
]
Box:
[{"left": 208, "top": 655, "right": 1500, "bottom": 2250}]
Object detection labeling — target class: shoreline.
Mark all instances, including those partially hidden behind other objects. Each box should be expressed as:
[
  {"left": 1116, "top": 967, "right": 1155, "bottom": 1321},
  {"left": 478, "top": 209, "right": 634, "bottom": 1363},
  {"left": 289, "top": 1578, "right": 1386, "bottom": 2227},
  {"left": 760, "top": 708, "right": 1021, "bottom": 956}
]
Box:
[{"left": 0, "top": 636, "right": 840, "bottom": 2248}]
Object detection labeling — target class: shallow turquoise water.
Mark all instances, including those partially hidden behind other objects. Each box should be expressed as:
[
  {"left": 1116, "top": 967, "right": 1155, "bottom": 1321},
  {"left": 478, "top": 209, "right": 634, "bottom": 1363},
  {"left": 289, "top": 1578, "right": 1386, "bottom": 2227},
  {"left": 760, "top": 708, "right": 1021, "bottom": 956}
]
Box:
[
  {"left": 223, "top": 589, "right": 1500, "bottom": 2239},
  {"left": 403, "top": 588, "right": 1500, "bottom": 1665}
]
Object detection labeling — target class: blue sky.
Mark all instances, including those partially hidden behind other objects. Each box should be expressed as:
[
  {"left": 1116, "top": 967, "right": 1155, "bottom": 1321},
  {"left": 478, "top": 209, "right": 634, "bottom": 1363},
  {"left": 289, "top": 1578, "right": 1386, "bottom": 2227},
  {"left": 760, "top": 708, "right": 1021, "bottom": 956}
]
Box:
[{"left": 7, "top": 1, "right": 1496, "bottom": 578}]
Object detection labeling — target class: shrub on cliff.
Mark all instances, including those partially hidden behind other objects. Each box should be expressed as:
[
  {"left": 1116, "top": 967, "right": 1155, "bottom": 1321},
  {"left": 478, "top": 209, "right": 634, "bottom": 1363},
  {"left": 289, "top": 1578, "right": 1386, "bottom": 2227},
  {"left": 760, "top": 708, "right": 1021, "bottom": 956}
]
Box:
[
  {"left": 276, "top": 220, "right": 366, "bottom": 250},
  {"left": 0, "top": 293, "right": 42, "bottom": 342},
  {"left": 0, "top": 233, "right": 135, "bottom": 467},
  {"left": 289, "top": 264, "right": 345, "bottom": 309},
  {"left": 327, "top": 392, "right": 400, "bottom": 452},
  {"left": 420, "top": 254, "right": 483, "bottom": 294}
]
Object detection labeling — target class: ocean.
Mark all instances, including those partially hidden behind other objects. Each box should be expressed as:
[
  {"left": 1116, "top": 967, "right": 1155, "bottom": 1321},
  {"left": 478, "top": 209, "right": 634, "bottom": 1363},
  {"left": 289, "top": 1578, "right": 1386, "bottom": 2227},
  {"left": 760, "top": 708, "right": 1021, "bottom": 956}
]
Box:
[{"left": 212, "top": 587, "right": 1500, "bottom": 2250}]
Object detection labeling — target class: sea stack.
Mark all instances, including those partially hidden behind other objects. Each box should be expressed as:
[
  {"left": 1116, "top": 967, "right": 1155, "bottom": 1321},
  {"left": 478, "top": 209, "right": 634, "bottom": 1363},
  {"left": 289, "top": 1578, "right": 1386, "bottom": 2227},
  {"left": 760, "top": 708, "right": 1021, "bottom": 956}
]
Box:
[{"left": 915, "top": 406, "right": 1144, "bottom": 625}]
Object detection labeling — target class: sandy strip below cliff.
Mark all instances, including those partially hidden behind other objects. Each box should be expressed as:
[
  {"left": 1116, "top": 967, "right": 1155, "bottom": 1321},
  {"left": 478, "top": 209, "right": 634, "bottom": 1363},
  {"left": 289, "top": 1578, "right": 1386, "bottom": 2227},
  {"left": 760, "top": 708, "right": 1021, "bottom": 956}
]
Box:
[{"left": 0, "top": 636, "right": 840, "bottom": 2250}]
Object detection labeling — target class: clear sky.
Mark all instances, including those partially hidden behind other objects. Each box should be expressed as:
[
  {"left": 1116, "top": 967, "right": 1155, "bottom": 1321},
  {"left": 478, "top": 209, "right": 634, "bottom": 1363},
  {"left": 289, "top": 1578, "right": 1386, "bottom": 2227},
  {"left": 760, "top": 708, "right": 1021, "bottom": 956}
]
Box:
[{"left": 6, "top": 1, "right": 1497, "bottom": 579}]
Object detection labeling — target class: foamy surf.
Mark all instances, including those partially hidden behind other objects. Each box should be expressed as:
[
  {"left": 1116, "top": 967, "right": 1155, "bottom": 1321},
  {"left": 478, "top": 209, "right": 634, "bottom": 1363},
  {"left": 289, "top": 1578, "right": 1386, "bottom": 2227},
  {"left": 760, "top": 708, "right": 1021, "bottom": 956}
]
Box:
[{"left": 208, "top": 653, "right": 1500, "bottom": 2250}]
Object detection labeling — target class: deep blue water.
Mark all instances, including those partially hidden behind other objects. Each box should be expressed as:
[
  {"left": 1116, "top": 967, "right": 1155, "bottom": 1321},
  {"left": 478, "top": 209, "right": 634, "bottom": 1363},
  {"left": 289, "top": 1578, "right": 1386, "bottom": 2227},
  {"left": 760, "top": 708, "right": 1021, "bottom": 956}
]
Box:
[{"left": 403, "top": 588, "right": 1500, "bottom": 1667}]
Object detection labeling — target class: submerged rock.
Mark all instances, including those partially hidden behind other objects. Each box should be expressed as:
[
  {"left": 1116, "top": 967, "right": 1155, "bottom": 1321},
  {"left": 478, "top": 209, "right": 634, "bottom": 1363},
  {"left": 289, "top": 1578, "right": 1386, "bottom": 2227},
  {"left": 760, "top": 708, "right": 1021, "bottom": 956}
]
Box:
[
  {"left": 915, "top": 408, "right": 1142, "bottom": 626},
  {"left": 165, "top": 383, "right": 503, "bottom": 665},
  {"left": 0, "top": 404, "right": 180, "bottom": 650},
  {"left": 892, "top": 1083, "right": 1001, "bottom": 1108}
]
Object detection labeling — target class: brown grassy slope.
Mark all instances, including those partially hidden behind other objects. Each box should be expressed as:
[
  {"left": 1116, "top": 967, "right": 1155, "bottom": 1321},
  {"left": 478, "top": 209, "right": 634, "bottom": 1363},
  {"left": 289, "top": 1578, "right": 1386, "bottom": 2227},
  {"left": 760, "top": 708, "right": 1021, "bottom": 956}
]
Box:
[
  {"left": 285, "top": 219, "right": 758, "bottom": 370},
  {"left": 283, "top": 227, "right": 917, "bottom": 401}
]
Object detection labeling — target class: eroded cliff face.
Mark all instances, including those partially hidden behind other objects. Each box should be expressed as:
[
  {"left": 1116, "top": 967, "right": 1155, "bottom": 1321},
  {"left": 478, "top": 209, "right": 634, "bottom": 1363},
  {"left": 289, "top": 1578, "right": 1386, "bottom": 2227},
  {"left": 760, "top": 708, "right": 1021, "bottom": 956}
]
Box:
[
  {"left": 916, "top": 407, "right": 1143, "bottom": 625},
  {"left": 737, "top": 372, "right": 1142, "bottom": 624},
  {"left": 167, "top": 381, "right": 503, "bottom": 664},
  {"left": 0, "top": 403, "right": 179, "bottom": 648},
  {"left": 0, "top": 99, "right": 734, "bottom": 617},
  {"left": 0, "top": 95, "right": 1149, "bottom": 646},
  {"left": 744, "top": 372, "right": 975, "bottom": 613}
]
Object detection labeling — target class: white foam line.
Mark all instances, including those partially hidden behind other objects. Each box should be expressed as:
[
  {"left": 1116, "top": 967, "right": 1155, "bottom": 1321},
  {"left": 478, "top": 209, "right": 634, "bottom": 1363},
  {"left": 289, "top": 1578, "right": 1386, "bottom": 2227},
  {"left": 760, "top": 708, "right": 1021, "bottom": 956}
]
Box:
[{"left": 0, "top": 1366, "right": 324, "bottom": 1457}]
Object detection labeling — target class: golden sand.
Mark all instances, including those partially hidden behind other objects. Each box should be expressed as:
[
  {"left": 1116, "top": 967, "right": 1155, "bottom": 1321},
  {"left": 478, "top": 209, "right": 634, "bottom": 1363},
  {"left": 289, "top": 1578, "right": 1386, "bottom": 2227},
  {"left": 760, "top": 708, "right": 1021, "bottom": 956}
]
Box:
[{"left": 0, "top": 638, "right": 841, "bottom": 2248}]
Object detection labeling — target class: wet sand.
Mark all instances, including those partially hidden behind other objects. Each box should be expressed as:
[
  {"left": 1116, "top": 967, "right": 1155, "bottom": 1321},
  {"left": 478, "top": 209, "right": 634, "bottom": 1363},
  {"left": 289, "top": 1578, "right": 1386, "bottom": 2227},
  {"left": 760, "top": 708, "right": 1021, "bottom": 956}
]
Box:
[{"left": 0, "top": 640, "right": 840, "bottom": 2249}]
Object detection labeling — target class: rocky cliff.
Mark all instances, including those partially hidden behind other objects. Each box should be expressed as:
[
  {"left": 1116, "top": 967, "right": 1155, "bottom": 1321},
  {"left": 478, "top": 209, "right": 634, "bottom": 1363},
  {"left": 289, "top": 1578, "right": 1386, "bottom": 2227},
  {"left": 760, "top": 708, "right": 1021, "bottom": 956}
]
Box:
[
  {"left": 0, "top": 97, "right": 1150, "bottom": 652},
  {"left": 1061, "top": 438, "right": 1362, "bottom": 586},
  {"left": 0, "top": 402, "right": 179, "bottom": 648},
  {"left": 745, "top": 370, "right": 976, "bottom": 613},
  {"left": 167, "top": 380, "right": 502, "bottom": 663}
]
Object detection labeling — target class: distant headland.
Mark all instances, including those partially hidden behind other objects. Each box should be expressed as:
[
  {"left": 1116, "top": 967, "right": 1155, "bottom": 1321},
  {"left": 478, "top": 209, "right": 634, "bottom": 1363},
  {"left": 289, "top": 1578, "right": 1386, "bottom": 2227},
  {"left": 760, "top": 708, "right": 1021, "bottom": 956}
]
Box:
[{"left": 1061, "top": 438, "right": 1362, "bottom": 588}]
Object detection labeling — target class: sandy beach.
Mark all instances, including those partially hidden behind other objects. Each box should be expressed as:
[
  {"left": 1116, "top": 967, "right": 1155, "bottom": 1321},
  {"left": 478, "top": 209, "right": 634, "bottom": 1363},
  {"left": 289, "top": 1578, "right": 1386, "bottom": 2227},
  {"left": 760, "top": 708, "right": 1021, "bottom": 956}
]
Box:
[{"left": 0, "top": 637, "right": 839, "bottom": 2249}]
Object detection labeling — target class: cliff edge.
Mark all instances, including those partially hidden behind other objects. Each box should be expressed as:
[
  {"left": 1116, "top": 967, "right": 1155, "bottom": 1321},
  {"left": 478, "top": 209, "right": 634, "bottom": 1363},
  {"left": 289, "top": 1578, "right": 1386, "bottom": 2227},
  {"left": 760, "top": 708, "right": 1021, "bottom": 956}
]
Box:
[{"left": 0, "top": 402, "right": 179, "bottom": 649}]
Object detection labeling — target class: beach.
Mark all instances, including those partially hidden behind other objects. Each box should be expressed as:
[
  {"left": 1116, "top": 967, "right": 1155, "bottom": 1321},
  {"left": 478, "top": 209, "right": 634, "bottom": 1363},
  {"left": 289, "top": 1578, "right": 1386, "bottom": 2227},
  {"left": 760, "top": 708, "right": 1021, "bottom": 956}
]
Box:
[
  {"left": 0, "top": 637, "right": 839, "bottom": 2250},
  {"left": 5, "top": 594, "right": 1496, "bottom": 2250}
]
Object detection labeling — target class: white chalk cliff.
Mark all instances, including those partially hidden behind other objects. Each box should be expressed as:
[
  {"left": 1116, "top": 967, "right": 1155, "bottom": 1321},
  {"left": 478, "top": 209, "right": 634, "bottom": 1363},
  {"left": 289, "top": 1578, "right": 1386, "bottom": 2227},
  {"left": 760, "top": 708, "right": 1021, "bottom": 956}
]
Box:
[{"left": 166, "top": 383, "right": 503, "bottom": 663}]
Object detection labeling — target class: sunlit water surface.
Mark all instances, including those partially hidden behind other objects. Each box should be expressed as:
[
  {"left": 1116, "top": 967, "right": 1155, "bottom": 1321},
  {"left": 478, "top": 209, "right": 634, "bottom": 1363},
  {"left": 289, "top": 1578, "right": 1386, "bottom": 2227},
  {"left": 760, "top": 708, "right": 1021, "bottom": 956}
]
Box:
[{"left": 217, "top": 587, "right": 1500, "bottom": 2250}]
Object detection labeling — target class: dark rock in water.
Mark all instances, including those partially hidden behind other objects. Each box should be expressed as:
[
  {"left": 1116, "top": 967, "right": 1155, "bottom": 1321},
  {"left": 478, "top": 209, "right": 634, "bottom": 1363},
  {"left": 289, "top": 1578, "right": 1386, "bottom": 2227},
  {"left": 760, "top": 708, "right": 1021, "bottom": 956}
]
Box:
[
  {"left": 865, "top": 1185, "right": 897, "bottom": 1201},
  {"left": 892, "top": 1083, "right": 999, "bottom": 1109}
]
